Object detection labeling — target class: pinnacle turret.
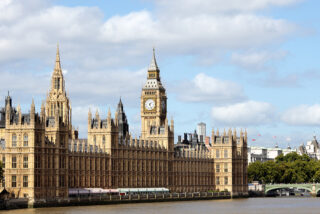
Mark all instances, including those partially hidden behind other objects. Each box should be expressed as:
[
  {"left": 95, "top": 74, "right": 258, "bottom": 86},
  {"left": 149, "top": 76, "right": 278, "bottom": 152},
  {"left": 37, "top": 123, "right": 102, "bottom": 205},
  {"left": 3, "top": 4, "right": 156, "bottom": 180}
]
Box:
[{"left": 117, "top": 97, "right": 124, "bottom": 113}]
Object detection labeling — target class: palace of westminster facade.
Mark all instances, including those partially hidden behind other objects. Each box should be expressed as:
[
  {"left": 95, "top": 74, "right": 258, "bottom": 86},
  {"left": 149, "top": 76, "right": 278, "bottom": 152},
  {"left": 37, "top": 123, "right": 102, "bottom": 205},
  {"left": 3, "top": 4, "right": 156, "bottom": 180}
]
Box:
[{"left": 0, "top": 46, "right": 248, "bottom": 202}]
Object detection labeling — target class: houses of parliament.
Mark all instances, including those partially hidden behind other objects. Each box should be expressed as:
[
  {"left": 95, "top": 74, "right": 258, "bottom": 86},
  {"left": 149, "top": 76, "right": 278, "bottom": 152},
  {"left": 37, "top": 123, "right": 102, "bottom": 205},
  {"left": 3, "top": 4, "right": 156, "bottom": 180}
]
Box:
[{"left": 0, "top": 46, "right": 248, "bottom": 203}]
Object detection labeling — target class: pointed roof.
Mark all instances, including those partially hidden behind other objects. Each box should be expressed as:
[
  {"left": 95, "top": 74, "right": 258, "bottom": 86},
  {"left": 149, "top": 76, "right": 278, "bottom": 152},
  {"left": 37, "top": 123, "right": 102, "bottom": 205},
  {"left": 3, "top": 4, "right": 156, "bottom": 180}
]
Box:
[
  {"left": 107, "top": 107, "right": 111, "bottom": 119},
  {"left": 31, "top": 98, "right": 35, "bottom": 108},
  {"left": 117, "top": 97, "right": 124, "bottom": 113},
  {"left": 148, "top": 48, "right": 159, "bottom": 71},
  {"left": 54, "top": 43, "right": 62, "bottom": 75}
]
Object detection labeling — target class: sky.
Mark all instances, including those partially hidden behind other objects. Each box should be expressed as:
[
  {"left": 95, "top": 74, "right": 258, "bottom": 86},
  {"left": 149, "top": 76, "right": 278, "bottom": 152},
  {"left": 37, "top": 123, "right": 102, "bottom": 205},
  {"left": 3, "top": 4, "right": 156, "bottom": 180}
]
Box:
[{"left": 0, "top": 0, "right": 320, "bottom": 149}]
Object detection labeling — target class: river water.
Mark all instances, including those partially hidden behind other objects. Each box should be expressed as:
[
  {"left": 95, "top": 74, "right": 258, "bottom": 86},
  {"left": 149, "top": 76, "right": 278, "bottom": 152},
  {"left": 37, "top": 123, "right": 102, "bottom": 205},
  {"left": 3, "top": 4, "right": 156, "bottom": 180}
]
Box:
[{"left": 1, "top": 198, "right": 320, "bottom": 214}]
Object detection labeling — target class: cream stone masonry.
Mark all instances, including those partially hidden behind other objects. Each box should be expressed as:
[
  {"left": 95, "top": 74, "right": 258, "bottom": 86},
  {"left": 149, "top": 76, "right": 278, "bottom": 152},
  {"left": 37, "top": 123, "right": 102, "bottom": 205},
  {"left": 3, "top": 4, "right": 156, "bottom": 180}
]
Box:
[{"left": 0, "top": 46, "right": 248, "bottom": 204}]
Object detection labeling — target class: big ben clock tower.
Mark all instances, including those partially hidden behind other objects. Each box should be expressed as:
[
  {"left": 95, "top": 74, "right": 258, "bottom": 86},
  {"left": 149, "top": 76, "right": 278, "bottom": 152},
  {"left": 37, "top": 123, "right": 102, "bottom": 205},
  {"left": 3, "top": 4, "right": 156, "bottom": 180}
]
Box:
[{"left": 141, "top": 48, "right": 168, "bottom": 140}]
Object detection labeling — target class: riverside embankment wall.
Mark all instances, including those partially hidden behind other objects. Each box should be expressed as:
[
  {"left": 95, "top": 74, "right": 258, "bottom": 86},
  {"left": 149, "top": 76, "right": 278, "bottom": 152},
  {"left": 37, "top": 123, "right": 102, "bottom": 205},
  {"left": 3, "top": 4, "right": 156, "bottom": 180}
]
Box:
[{"left": 1, "top": 192, "right": 238, "bottom": 210}]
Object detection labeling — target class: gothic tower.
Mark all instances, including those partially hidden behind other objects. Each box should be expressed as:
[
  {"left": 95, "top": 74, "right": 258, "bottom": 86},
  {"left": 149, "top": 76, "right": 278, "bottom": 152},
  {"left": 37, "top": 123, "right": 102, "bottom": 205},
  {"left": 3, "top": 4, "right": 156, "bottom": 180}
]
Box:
[
  {"left": 116, "top": 98, "right": 129, "bottom": 140},
  {"left": 140, "top": 49, "right": 173, "bottom": 151},
  {"left": 44, "top": 45, "right": 71, "bottom": 198},
  {"left": 45, "top": 44, "right": 72, "bottom": 129},
  {"left": 141, "top": 48, "right": 167, "bottom": 139}
]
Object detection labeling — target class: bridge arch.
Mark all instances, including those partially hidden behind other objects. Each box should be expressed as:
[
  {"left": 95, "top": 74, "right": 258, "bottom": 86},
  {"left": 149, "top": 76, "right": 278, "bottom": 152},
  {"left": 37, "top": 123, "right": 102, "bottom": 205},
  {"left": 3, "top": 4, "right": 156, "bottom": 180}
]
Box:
[{"left": 265, "top": 185, "right": 312, "bottom": 194}]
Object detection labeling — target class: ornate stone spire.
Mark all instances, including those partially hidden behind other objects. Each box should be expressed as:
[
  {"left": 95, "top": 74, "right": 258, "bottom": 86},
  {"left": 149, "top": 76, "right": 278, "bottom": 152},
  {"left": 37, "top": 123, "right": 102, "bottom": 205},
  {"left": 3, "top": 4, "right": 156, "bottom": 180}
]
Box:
[
  {"left": 148, "top": 47, "right": 159, "bottom": 71},
  {"left": 117, "top": 97, "right": 124, "bottom": 113},
  {"left": 107, "top": 107, "right": 111, "bottom": 122},
  {"left": 95, "top": 109, "right": 99, "bottom": 120},
  {"left": 5, "top": 91, "right": 12, "bottom": 108},
  {"left": 31, "top": 98, "right": 35, "bottom": 114},
  {"left": 54, "top": 43, "right": 62, "bottom": 74}
]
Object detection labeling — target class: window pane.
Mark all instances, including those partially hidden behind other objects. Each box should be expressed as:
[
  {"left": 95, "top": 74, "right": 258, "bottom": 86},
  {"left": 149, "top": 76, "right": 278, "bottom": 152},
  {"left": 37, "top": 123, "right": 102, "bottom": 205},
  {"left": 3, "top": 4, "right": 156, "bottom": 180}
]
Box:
[
  {"left": 12, "top": 134, "right": 17, "bottom": 147},
  {"left": 23, "top": 176, "right": 28, "bottom": 187},
  {"left": 12, "top": 156, "right": 16, "bottom": 168},
  {"left": 23, "top": 156, "right": 28, "bottom": 168},
  {"left": 12, "top": 175, "right": 16, "bottom": 187},
  {"left": 216, "top": 177, "right": 220, "bottom": 185},
  {"left": 23, "top": 134, "right": 28, "bottom": 147}
]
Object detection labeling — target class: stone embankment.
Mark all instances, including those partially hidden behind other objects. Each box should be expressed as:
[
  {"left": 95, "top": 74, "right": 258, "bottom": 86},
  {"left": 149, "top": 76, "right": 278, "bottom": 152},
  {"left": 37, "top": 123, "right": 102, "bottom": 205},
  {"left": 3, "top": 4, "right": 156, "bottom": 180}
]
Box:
[{"left": 1, "top": 192, "right": 235, "bottom": 210}]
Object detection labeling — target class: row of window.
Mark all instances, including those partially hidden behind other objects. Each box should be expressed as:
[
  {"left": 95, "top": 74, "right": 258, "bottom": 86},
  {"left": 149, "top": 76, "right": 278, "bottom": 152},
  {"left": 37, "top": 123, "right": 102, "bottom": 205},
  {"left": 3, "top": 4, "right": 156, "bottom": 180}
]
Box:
[
  {"left": 215, "top": 149, "right": 229, "bottom": 158},
  {"left": 216, "top": 176, "right": 228, "bottom": 185},
  {"left": 93, "top": 135, "right": 106, "bottom": 144},
  {"left": 11, "top": 175, "right": 28, "bottom": 187},
  {"left": 3, "top": 156, "right": 29, "bottom": 169},
  {"left": 215, "top": 163, "right": 228, "bottom": 173},
  {"left": 11, "top": 134, "right": 28, "bottom": 147},
  {"left": 4, "top": 175, "right": 67, "bottom": 188}
]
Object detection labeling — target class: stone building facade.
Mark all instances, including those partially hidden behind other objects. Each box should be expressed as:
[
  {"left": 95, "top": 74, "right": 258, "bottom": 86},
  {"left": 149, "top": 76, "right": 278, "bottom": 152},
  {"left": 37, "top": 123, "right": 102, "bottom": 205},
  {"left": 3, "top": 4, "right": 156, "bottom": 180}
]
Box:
[{"left": 0, "top": 46, "right": 248, "bottom": 203}]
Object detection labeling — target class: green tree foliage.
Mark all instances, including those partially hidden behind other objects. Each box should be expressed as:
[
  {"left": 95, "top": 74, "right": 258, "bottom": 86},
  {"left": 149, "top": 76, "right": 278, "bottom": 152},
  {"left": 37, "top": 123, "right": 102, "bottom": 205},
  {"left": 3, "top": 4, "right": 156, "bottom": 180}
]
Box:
[{"left": 248, "top": 152, "right": 320, "bottom": 184}]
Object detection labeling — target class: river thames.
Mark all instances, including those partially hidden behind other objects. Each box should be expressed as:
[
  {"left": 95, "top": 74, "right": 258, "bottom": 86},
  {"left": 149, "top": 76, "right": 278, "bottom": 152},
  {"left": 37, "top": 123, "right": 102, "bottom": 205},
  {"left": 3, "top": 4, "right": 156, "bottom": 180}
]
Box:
[{"left": 1, "top": 198, "right": 320, "bottom": 214}]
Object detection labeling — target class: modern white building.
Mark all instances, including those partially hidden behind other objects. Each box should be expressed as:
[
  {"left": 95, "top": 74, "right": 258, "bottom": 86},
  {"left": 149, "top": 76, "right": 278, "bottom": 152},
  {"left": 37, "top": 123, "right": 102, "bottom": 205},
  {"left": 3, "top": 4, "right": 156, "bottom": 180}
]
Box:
[
  {"left": 248, "top": 136, "right": 320, "bottom": 164},
  {"left": 266, "top": 145, "right": 283, "bottom": 159},
  {"left": 197, "top": 122, "right": 206, "bottom": 142},
  {"left": 248, "top": 144, "right": 296, "bottom": 164}
]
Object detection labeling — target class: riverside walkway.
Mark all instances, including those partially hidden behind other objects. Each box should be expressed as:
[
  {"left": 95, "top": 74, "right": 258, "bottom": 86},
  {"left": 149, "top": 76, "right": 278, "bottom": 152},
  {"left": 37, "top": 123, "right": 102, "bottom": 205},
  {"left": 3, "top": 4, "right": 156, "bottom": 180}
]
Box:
[{"left": 1, "top": 192, "right": 233, "bottom": 209}]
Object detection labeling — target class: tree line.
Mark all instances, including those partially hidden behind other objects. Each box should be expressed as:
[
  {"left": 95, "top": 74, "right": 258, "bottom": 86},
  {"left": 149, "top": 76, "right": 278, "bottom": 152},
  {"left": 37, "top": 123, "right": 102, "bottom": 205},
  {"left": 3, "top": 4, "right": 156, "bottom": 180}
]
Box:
[{"left": 248, "top": 152, "right": 320, "bottom": 184}]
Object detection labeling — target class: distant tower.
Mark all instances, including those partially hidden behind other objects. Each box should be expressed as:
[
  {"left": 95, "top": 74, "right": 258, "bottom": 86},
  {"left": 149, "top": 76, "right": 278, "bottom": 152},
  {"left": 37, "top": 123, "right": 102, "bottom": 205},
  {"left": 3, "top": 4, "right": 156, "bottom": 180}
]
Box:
[
  {"left": 116, "top": 98, "right": 129, "bottom": 139},
  {"left": 197, "top": 122, "right": 206, "bottom": 142}
]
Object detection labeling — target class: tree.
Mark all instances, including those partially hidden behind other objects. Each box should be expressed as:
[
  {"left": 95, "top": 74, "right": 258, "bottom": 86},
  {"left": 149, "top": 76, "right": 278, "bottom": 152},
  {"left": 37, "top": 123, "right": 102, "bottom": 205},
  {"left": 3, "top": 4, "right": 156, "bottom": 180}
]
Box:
[{"left": 248, "top": 152, "right": 320, "bottom": 184}]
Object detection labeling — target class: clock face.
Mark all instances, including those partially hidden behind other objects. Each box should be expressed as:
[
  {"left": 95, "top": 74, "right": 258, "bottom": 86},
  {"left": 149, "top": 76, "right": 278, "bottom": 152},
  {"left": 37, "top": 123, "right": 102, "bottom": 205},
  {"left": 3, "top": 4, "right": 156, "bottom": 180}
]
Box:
[{"left": 145, "top": 99, "right": 155, "bottom": 110}]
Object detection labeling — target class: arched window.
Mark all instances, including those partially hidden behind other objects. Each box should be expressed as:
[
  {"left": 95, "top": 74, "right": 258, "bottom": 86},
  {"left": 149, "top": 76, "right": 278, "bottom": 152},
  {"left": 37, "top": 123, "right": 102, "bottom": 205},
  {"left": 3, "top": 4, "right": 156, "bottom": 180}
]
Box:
[
  {"left": 93, "top": 135, "right": 96, "bottom": 144},
  {"left": 102, "top": 136, "right": 105, "bottom": 144},
  {"left": 23, "top": 134, "right": 28, "bottom": 147},
  {"left": 12, "top": 134, "right": 17, "bottom": 147},
  {"left": 54, "top": 77, "right": 60, "bottom": 89}
]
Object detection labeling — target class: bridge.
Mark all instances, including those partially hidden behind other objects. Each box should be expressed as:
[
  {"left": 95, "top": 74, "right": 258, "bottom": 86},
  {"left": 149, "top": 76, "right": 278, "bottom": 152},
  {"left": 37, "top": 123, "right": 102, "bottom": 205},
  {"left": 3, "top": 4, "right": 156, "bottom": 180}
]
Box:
[{"left": 265, "top": 183, "right": 320, "bottom": 195}]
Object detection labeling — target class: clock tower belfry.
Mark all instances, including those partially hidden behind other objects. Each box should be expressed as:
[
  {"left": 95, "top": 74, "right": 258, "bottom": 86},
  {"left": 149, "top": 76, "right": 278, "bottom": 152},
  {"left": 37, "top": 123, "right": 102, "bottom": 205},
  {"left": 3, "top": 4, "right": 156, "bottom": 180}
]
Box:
[{"left": 141, "top": 49, "right": 174, "bottom": 150}]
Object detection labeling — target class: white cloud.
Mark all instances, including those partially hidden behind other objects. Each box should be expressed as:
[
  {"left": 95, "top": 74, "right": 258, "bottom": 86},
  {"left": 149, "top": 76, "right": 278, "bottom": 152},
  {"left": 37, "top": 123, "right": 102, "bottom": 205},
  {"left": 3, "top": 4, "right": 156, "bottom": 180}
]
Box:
[
  {"left": 176, "top": 73, "right": 246, "bottom": 103},
  {"left": 211, "top": 101, "right": 275, "bottom": 126},
  {"left": 66, "top": 68, "right": 145, "bottom": 106},
  {"left": 231, "top": 50, "right": 287, "bottom": 70},
  {"left": 282, "top": 104, "right": 320, "bottom": 126},
  {"left": 0, "top": 0, "right": 297, "bottom": 67},
  {"left": 0, "top": 0, "right": 305, "bottom": 138},
  {"left": 156, "top": 0, "right": 303, "bottom": 15},
  {"left": 0, "top": 71, "right": 50, "bottom": 96}
]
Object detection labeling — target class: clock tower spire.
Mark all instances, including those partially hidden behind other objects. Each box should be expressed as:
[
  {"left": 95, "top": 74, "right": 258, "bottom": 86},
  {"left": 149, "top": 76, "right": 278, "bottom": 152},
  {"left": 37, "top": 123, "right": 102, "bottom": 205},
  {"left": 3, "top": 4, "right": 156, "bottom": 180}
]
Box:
[{"left": 141, "top": 49, "right": 173, "bottom": 150}]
